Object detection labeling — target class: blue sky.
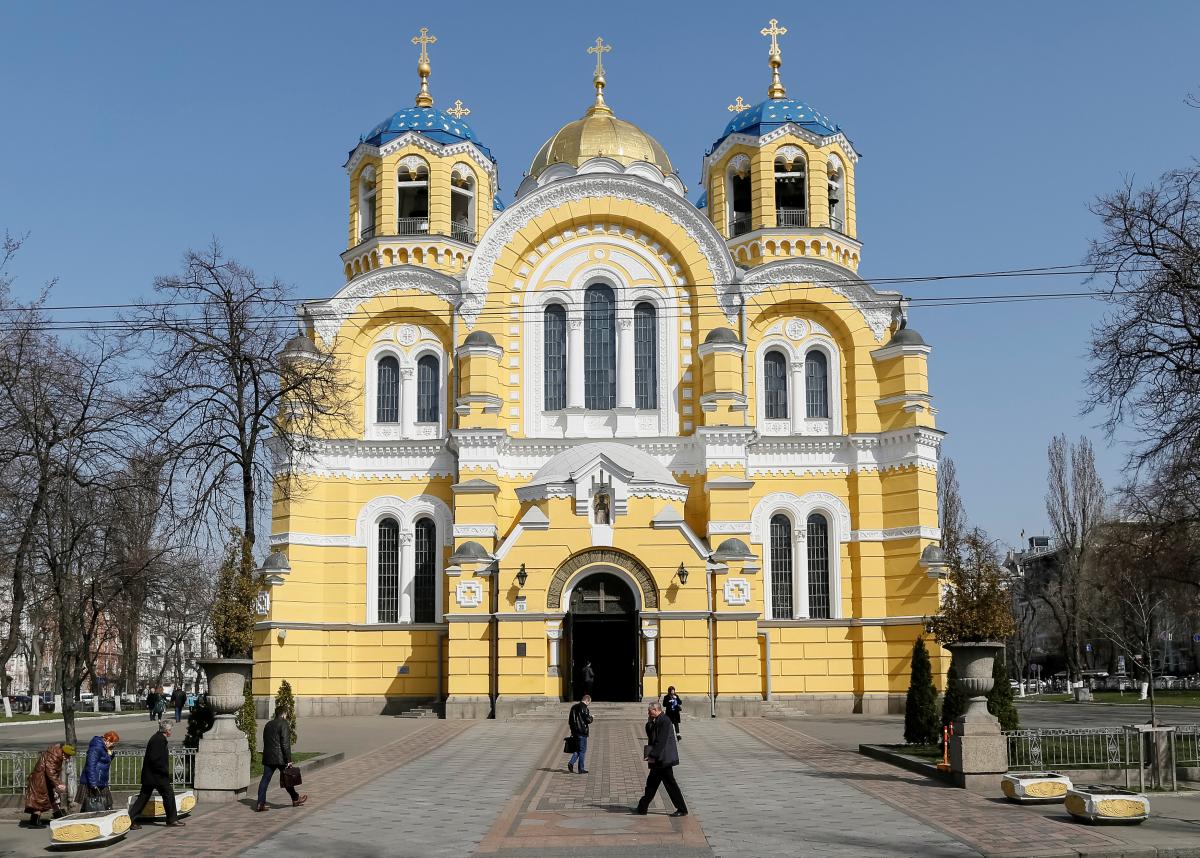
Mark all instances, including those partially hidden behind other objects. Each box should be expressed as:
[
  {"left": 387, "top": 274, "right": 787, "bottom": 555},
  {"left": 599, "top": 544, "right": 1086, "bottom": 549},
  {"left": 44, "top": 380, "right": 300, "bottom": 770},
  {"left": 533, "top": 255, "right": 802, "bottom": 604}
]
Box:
[{"left": 2, "top": 1, "right": 1197, "bottom": 543}]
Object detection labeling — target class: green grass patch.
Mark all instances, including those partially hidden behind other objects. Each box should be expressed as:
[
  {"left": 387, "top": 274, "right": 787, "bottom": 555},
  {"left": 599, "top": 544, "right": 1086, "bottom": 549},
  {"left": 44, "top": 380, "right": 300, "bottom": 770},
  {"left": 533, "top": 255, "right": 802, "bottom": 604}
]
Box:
[
  {"left": 1018, "top": 690, "right": 1200, "bottom": 706},
  {"left": 250, "top": 751, "right": 320, "bottom": 778}
]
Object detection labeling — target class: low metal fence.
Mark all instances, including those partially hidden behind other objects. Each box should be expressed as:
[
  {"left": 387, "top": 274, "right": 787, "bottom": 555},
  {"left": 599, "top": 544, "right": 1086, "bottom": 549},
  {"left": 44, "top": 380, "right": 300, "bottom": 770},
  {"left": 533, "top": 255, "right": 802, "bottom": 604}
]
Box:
[
  {"left": 1177, "top": 725, "right": 1200, "bottom": 766},
  {"left": 0, "top": 747, "right": 196, "bottom": 796},
  {"left": 1004, "top": 727, "right": 1132, "bottom": 771}
]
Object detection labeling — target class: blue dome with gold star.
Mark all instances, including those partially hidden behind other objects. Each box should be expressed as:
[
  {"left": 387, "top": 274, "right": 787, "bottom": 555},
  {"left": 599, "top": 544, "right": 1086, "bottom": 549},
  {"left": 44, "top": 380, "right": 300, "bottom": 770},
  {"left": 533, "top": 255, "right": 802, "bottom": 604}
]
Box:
[
  {"left": 359, "top": 106, "right": 495, "bottom": 161},
  {"left": 712, "top": 98, "right": 843, "bottom": 152}
]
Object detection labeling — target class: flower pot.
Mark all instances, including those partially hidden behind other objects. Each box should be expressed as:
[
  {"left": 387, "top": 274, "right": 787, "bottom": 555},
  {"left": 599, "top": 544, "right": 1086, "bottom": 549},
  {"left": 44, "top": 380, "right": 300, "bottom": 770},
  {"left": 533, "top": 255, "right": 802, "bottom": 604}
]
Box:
[
  {"left": 197, "top": 658, "right": 253, "bottom": 715},
  {"left": 946, "top": 641, "right": 1003, "bottom": 721},
  {"left": 1001, "top": 772, "right": 1072, "bottom": 803},
  {"left": 1065, "top": 784, "right": 1149, "bottom": 824}
]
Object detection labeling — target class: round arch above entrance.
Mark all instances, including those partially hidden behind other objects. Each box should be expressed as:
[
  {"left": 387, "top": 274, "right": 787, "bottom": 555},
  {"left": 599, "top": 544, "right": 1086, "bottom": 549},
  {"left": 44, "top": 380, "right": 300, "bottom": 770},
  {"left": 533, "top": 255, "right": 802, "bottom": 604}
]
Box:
[{"left": 547, "top": 548, "right": 659, "bottom": 611}]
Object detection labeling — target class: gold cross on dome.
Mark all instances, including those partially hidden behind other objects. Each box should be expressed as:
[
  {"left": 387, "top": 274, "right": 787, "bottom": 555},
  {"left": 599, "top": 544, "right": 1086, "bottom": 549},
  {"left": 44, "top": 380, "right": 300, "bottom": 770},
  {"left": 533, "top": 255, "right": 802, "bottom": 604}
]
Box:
[
  {"left": 728, "top": 96, "right": 750, "bottom": 113},
  {"left": 760, "top": 18, "right": 787, "bottom": 54},
  {"left": 446, "top": 100, "right": 470, "bottom": 119},
  {"left": 412, "top": 27, "right": 437, "bottom": 62},
  {"left": 587, "top": 36, "right": 611, "bottom": 76}
]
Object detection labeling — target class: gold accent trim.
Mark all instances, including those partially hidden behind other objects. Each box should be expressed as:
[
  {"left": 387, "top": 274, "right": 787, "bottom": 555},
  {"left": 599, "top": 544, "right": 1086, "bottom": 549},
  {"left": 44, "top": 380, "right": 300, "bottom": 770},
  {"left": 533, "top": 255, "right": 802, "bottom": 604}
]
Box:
[
  {"left": 760, "top": 18, "right": 788, "bottom": 99},
  {"left": 586, "top": 36, "right": 613, "bottom": 116},
  {"left": 412, "top": 27, "right": 437, "bottom": 108},
  {"left": 728, "top": 96, "right": 751, "bottom": 113},
  {"left": 446, "top": 99, "right": 470, "bottom": 119}
]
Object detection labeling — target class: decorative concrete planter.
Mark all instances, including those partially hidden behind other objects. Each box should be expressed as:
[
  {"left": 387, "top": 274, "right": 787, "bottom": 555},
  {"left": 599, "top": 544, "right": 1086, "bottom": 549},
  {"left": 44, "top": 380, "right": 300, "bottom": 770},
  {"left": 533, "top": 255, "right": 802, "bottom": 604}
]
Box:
[
  {"left": 946, "top": 642, "right": 1007, "bottom": 792},
  {"left": 49, "top": 809, "right": 131, "bottom": 845},
  {"left": 1065, "top": 785, "right": 1149, "bottom": 824},
  {"left": 946, "top": 642, "right": 1002, "bottom": 719},
  {"left": 1001, "top": 772, "right": 1072, "bottom": 803},
  {"left": 197, "top": 657, "right": 254, "bottom": 714},
  {"left": 194, "top": 657, "right": 254, "bottom": 803},
  {"left": 128, "top": 789, "right": 197, "bottom": 819}
]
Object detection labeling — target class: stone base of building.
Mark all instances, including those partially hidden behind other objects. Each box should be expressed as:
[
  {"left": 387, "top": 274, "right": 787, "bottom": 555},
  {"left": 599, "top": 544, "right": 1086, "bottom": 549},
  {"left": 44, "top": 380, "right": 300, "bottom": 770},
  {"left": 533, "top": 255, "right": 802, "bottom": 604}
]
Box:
[
  {"left": 444, "top": 695, "right": 493, "bottom": 719},
  {"left": 258, "top": 696, "right": 438, "bottom": 718},
  {"left": 762, "top": 693, "right": 906, "bottom": 715},
  {"left": 714, "top": 695, "right": 763, "bottom": 717}
]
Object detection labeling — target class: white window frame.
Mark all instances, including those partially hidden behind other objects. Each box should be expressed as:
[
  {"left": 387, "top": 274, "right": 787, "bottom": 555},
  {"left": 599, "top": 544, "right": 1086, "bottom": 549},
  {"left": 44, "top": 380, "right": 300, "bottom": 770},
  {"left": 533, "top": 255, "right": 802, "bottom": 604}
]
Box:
[
  {"left": 751, "top": 491, "right": 848, "bottom": 620},
  {"left": 360, "top": 495, "right": 451, "bottom": 624},
  {"left": 754, "top": 335, "right": 842, "bottom": 436},
  {"left": 364, "top": 340, "right": 447, "bottom": 441}
]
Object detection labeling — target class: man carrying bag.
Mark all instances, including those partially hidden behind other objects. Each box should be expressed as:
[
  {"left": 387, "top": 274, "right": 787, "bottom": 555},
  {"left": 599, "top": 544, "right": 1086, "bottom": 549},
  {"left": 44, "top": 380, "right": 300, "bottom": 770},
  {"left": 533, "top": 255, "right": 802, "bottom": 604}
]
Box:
[
  {"left": 256, "top": 706, "right": 307, "bottom": 812},
  {"left": 566, "top": 694, "right": 593, "bottom": 774}
]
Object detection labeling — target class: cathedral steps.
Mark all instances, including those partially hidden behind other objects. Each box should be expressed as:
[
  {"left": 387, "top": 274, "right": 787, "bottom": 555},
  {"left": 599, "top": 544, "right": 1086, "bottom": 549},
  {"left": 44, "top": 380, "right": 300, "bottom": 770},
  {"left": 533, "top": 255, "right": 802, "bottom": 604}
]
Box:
[
  {"left": 758, "top": 699, "right": 809, "bottom": 718},
  {"left": 507, "top": 701, "right": 656, "bottom": 721},
  {"left": 394, "top": 700, "right": 442, "bottom": 719}
]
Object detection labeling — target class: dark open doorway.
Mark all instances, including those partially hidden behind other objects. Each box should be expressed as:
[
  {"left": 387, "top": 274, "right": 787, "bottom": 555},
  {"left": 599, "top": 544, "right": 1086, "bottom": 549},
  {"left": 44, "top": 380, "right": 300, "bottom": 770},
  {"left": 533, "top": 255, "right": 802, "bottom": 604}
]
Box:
[{"left": 565, "top": 572, "right": 639, "bottom": 702}]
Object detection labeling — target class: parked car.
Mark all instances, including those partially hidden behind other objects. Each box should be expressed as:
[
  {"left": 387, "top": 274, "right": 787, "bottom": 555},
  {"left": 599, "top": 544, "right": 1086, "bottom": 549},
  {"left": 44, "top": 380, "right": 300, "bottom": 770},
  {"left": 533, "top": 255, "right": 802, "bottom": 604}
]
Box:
[
  {"left": 98, "top": 697, "right": 117, "bottom": 712},
  {"left": 78, "top": 692, "right": 95, "bottom": 706},
  {"left": 7, "top": 695, "right": 31, "bottom": 713}
]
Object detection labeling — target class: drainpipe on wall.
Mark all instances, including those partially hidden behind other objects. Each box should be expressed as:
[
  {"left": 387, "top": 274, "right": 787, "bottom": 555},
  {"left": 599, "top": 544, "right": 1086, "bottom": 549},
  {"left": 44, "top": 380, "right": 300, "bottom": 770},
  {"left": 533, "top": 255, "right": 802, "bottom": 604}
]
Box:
[
  {"left": 706, "top": 564, "right": 716, "bottom": 718},
  {"left": 738, "top": 290, "right": 747, "bottom": 398},
  {"left": 450, "top": 299, "right": 460, "bottom": 432},
  {"left": 758, "top": 630, "right": 772, "bottom": 702},
  {"left": 489, "top": 560, "right": 499, "bottom": 719}
]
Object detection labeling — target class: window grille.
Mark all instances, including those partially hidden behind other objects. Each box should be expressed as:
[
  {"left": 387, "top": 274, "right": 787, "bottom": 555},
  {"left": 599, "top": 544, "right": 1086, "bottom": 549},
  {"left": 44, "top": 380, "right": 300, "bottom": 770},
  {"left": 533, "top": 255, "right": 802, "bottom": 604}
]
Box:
[
  {"left": 416, "top": 354, "right": 439, "bottom": 423},
  {"left": 377, "top": 356, "right": 399, "bottom": 423},
  {"left": 807, "top": 513, "right": 831, "bottom": 619},
  {"left": 634, "top": 302, "right": 657, "bottom": 409},
  {"left": 413, "top": 517, "right": 436, "bottom": 623},
  {"left": 769, "top": 514, "right": 793, "bottom": 620},
  {"left": 377, "top": 517, "right": 399, "bottom": 623},
  {"left": 544, "top": 304, "right": 566, "bottom": 410},
  {"left": 764, "top": 351, "right": 788, "bottom": 419},
  {"left": 805, "top": 350, "right": 829, "bottom": 418},
  {"left": 584, "top": 284, "right": 616, "bottom": 410}
]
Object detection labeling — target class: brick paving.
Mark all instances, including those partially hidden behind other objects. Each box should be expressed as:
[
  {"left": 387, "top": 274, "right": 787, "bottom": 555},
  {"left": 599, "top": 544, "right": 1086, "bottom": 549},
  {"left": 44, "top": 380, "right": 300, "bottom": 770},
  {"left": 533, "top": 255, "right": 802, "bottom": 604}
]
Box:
[
  {"left": 101, "top": 720, "right": 472, "bottom": 858},
  {"left": 739, "top": 719, "right": 1127, "bottom": 858}
]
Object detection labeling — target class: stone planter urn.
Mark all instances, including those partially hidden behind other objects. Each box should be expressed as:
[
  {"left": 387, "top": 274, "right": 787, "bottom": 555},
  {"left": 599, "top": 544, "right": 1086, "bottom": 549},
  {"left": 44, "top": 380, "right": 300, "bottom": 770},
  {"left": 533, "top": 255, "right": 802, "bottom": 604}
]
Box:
[
  {"left": 193, "top": 657, "right": 253, "bottom": 803},
  {"left": 946, "top": 641, "right": 1007, "bottom": 792}
]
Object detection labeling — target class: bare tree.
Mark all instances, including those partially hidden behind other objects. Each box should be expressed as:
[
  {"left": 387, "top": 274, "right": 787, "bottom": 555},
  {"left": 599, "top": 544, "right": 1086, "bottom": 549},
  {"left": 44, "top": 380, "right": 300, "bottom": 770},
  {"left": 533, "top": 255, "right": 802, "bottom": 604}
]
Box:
[
  {"left": 1086, "top": 165, "right": 1200, "bottom": 472},
  {"left": 1039, "top": 435, "right": 1106, "bottom": 684},
  {"left": 937, "top": 454, "right": 968, "bottom": 567},
  {"left": 144, "top": 557, "right": 215, "bottom": 687}
]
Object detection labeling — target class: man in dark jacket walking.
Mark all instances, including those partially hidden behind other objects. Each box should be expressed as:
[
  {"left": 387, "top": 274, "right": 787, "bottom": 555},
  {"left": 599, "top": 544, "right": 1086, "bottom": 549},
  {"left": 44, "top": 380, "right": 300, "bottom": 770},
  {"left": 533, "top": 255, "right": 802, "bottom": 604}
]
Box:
[
  {"left": 171, "top": 687, "right": 187, "bottom": 722},
  {"left": 257, "top": 706, "right": 307, "bottom": 812},
  {"left": 566, "top": 694, "right": 593, "bottom": 774},
  {"left": 635, "top": 700, "right": 688, "bottom": 817},
  {"left": 128, "top": 721, "right": 183, "bottom": 829}
]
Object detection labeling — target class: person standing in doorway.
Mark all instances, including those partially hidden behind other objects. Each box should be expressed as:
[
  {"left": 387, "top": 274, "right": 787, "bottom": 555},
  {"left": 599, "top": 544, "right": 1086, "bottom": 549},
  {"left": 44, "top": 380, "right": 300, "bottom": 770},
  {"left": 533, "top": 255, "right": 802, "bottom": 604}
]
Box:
[
  {"left": 662, "top": 686, "right": 683, "bottom": 739},
  {"left": 635, "top": 700, "right": 688, "bottom": 817},
  {"left": 257, "top": 706, "right": 308, "bottom": 811},
  {"left": 171, "top": 686, "right": 187, "bottom": 722},
  {"left": 567, "top": 694, "right": 593, "bottom": 774},
  {"left": 582, "top": 661, "right": 595, "bottom": 697},
  {"left": 128, "top": 721, "right": 184, "bottom": 829}
]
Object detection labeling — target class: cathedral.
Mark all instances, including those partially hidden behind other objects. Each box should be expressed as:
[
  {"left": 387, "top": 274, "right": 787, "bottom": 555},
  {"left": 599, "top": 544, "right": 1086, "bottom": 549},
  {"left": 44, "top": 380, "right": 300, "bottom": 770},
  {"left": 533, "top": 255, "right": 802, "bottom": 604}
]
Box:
[{"left": 253, "top": 21, "right": 945, "bottom": 718}]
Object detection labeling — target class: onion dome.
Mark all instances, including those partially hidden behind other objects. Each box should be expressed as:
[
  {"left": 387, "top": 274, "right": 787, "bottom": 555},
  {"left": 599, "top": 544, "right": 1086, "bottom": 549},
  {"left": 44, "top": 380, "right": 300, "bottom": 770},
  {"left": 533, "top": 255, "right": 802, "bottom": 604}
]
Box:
[
  {"left": 886, "top": 317, "right": 927, "bottom": 347},
  {"left": 528, "top": 37, "right": 673, "bottom": 179},
  {"left": 462, "top": 330, "right": 498, "bottom": 347},
  {"left": 279, "top": 333, "right": 320, "bottom": 364}
]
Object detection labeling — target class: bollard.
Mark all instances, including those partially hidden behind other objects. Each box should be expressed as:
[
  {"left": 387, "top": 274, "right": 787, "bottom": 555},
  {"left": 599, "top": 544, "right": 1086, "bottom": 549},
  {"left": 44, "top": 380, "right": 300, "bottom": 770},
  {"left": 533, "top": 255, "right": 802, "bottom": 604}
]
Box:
[
  {"left": 2, "top": 697, "right": 11, "bottom": 718},
  {"left": 937, "top": 724, "right": 953, "bottom": 772}
]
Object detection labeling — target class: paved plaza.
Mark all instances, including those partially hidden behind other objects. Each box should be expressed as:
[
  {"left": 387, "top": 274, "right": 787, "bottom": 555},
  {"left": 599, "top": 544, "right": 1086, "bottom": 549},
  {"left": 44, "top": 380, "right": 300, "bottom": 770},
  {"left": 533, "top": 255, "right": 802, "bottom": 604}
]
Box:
[{"left": 3, "top": 708, "right": 1200, "bottom": 856}]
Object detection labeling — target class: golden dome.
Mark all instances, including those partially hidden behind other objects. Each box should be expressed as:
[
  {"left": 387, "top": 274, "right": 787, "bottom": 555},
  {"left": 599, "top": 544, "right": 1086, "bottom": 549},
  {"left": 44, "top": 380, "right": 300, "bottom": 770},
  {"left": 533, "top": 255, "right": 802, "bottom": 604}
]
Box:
[{"left": 528, "top": 105, "right": 674, "bottom": 178}]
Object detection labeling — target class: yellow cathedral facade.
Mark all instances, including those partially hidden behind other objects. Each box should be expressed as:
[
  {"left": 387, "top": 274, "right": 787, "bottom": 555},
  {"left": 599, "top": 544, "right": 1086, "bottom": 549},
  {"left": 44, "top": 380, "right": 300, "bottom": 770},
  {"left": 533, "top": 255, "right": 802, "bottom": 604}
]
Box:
[{"left": 254, "top": 21, "right": 946, "bottom": 719}]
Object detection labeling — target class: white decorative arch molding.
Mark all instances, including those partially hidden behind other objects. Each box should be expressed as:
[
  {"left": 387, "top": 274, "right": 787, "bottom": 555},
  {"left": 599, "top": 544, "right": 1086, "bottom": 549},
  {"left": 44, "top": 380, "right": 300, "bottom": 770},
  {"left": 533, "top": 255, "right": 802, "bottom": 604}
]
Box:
[
  {"left": 398, "top": 154, "right": 429, "bottom": 176},
  {"left": 464, "top": 174, "right": 736, "bottom": 324},
  {"left": 354, "top": 494, "right": 454, "bottom": 546},
  {"left": 752, "top": 490, "right": 848, "bottom": 620},
  {"left": 727, "top": 153, "right": 751, "bottom": 176},
  {"left": 358, "top": 493, "right": 453, "bottom": 624},
  {"left": 741, "top": 259, "right": 902, "bottom": 342},
  {"left": 307, "top": 266, "right": 462, "bottom": 344},
  {"left": 750, "top": 491, "right": 851, "bottom": 545}
]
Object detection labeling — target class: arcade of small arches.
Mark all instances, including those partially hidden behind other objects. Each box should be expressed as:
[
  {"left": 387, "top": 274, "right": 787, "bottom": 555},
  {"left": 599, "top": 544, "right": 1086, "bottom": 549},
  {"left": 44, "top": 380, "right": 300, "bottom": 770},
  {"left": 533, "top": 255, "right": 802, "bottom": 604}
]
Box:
[{"left": 722, "top": 149, "right": 847, "bottom": 238}]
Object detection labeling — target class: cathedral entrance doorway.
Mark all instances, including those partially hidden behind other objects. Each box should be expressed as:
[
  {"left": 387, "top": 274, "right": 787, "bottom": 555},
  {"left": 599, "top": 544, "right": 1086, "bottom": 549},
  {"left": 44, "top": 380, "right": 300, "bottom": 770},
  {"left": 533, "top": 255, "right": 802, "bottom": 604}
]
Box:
[{"left": 565, "top": 572, "right": 639, "bottom": 702}]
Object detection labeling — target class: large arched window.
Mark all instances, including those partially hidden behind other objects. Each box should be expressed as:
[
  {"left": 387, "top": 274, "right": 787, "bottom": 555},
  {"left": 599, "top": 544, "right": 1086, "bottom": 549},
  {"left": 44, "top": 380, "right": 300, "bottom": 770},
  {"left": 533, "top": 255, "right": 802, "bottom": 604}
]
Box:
[
  {"left": 804, "top": 350, "right": 829, "bottom": 418},
  {"left": 416, "top": 354, "right": 439, "bottom": 423},
  {"left": 584, "top": 283, "right": 616, "bottom": 410},
  {"left": 763, "top": 350, "right": 789, "bottom": 419},
  {"left": 450, "top": 165, "right": 476, "bottom": 243},
  {"left": 377, "top": 517, "right": 400, "bottom": 623},
  {"left": 727, "top": 157, "right": 752, "bottom": 236},
  {"left": 807, "top": 513, "right": 831, "bottom": 619},
  {"left": 769, "top": 514, "right": 793, "bottom": 620},
  {"left": 359, "top": 166, "right": 378, "bottom": 241},
  {"left": 413, "top": 517, "right": 436, "bottom": 623},
  {"left": 634, "top": 302, "right": 657, "bottom": 409},
  {"left": 397, "top": 159, "right": 430, "bottom": 235},
  {"left": 774, "top": 152, "right": 807, "bottom": 227},
  {"left": 377, "top": 355, "right": 400, "bottom": 423},
  {"left": 827, "top": 158, "right": 845, "bottom": 233},
  {"left": 543, "top": 304, "right": 567, "bottom": 411}
]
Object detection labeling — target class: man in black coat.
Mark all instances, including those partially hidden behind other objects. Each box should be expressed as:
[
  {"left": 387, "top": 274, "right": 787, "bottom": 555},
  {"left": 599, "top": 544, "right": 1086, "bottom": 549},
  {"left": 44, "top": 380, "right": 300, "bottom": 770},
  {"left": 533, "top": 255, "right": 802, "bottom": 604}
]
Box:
[
  {"left": 566, "top": 694, "right": 593, "bottom": 774},
  {"left": 128, "top": 721, "right": 183, "bottom": 828},
  {"left": 257, "top": 706, "right": 307, "bottom": 811},
  {"left": 635, "top": 700, "right": 688, "bottom": 817}
]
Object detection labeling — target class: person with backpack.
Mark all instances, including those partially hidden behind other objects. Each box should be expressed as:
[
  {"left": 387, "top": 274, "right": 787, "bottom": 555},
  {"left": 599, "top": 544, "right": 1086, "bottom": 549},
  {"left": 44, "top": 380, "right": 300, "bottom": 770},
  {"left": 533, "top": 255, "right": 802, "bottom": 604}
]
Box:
[{"left": 566, "top": 694, "right": 593, "bottom": 774}]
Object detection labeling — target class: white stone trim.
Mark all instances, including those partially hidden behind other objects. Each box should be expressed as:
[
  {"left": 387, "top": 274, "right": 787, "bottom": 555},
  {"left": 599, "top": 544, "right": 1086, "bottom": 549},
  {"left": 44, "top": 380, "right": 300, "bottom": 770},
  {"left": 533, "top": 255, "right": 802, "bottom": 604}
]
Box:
[
  {"left": 753, "top": 330, "right": 843, "bottom": 437},
  {"left": 752, "top": 490, "right": 848, "bottom": 621},
  {"left": 345, "top": 131, "right": 498, "bottom": 195},
  {"left": 269, "top": 532, "right": 355, "bottom": 548},
  {"left": 850, "top": 526, "right": 942, "bottom": 542},
  {"left": 560, "top": 563, "right": 645, "bottom": 612},
  {"left": 515, "top": 156, "right": 687, "bottom": 199},
  {"left": 306, "top": 266, "right": 462, "bottom": 345},
  {"left": 358, "top": 494, "right": 452, "bottom": 624},
  {"left": 701, "top": 122, "right": 860, "bottom": 187}
]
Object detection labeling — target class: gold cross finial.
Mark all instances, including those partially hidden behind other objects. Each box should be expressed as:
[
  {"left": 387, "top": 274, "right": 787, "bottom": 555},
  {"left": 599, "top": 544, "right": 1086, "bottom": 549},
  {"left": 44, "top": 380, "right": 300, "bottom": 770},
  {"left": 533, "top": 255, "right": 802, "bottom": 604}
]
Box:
[
  {"left": 586, "top": 37, "right": 613, "bottom": 115},
  {"left": 728, "top": 96, "right": 751, "bottom": 113},
  {"left": 412, "top": 27, "right": 437, "bottom": 107},
  {"left": 446, "top": 99, "right": 470, "bottom": 119},
  {"left": 760, "top": 18, "right": 788, "bottom": 99}
]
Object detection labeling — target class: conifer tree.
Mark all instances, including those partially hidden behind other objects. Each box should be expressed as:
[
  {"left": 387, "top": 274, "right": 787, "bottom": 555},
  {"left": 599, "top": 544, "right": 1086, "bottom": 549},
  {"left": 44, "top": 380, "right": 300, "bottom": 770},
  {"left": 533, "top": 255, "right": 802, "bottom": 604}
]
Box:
[
  {"left": 987, "top": 657, "right": 1021, "bottom": 731},
  {"left": 275, "top": 679, "right": 298, "bottom": 745},
  {"left": 237, "top": 681, "right": 257, "bottom": 758},
  {"left": 904, "top": 637, "right": 940, "bottom": 745},
  {"left": 941, "top": 661, "right": 968, "bottom": 727}
]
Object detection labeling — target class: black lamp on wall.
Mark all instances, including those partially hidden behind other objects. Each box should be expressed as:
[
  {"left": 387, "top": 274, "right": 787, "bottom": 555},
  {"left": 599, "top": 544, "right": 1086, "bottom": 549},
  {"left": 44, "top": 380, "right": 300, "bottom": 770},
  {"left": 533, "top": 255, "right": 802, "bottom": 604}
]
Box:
[
  {"left": 676, "top": 563, "right": 689, "bottom": 586},
  {"left": 515, "top": 563, "right": 528, "bottom": 588}
]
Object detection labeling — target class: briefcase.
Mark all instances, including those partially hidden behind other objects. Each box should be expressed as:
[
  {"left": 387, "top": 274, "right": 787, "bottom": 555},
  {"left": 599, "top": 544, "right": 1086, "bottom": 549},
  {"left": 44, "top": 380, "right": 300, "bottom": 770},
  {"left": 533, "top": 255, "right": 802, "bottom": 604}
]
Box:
[
  {"left": 280, "top": 764, "right": 303, "bottom": 789},
  {"left": 563, "top": 736, "right": 579, "bottom": 754}
]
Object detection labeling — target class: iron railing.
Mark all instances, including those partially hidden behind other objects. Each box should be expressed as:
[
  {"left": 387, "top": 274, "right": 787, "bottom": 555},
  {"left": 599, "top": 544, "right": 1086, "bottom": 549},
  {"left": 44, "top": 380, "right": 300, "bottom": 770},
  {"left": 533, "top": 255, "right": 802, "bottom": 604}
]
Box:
[
  {"left": 776, "top": 208, "right": 807, "bottom": 228},
  {"left": 830, "top": 215, "right": 845, "bottom": 233},
  {"left": 450, "top": 221, "right": 475, "bottom": 243},
  {"left": 730, "top": 212, "right": 752, "bottom": 236},
  {"left": 1004, "top": 727, "right": 1132, "bottom": 771},
  {"left": 359, "top": 224, "right": 376, "bottom": 240},
  {"left": 1177, "top": 725, "right": 1200, "bottom": 766},
  {"left": 0, "top": 747, "right": 196, "bottom": 796},
  {"left": 396, "top": 217, "right": 430, "bottom": 236}
]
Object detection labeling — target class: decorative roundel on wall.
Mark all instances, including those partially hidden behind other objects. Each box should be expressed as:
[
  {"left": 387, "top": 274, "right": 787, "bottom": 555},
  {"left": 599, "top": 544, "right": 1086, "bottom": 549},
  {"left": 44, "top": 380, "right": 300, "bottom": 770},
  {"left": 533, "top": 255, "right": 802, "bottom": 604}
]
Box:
[
  {"left": 785, "top": 319, "right": 808, "bottom": 341},
  {"left": 592, "top": 249, "right": 605, "bottom": 259},
  {"left": 397, "top": 324, "right": 419, "bottom": 346}
]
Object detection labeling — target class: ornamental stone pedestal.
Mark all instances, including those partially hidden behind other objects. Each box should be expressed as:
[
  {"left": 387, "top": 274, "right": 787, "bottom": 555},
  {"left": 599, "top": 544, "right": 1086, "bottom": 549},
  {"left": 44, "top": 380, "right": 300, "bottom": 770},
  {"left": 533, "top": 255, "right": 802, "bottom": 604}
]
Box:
[
  {"left": 946, "top": 642, "right": 1008, "bottom": 793},
  {"left": 193, "top": 658, "right": 253, "bottom": 804}
]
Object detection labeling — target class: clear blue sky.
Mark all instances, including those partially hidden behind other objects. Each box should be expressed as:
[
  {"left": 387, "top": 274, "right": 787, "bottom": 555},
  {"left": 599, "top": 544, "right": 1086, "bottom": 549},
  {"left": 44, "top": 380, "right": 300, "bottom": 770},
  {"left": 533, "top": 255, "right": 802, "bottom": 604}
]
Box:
[{"left": 2, "top": 1, "right": 1197, "bottom": 544}]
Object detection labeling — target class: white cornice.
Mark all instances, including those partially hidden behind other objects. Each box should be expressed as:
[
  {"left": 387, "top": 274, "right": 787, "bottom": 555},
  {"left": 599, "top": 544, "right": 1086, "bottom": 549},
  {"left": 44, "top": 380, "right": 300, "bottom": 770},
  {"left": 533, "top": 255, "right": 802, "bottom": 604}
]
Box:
[
  {"left": 304, "top": 266, "right": 462, "bottom": 345},
  {"left": 345, "top": 131, "right": 498, "bottom": 194},
  {"left": 701, "top": 123, "right": 861, "bottom": 186}
]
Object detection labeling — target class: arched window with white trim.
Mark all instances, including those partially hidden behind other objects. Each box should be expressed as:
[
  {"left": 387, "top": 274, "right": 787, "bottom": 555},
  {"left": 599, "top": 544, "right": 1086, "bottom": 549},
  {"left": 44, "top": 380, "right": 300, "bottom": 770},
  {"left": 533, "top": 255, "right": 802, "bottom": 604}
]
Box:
[
  {"left": 416, "top": 354, "right": 439, "bottom": 423},
  {"left": 544, "top": 303, "right": 566, "bottom": 411},
  {"left": 584, "top": 283, "right": 616, "bottom": 410},
  {"left": 727, "top": 157, "right": 752, "bottom": 237},
  {"left": 377, "top": 355, "right": 400, "bottom": 423},
  {"left": 634, "top": 301, "right": 657, "bottom": 409},
  {"left": 774, "top": 152, "right": 807, "bottom": 227},
  {"left": 413, "top": 517, "right": 436, "bottom": 623},
  {"left": 807, "top": 513, "right": 831, "bottom": 619},
  {"left": 804, "top": 349, "right": 829, "bottom": 418},
  {"left": 450, "top": 165, "right": 476, "bottom": 243},
  {"left": 397, "top": 158, "right": 430, "bottom": 235},
  {"left": 769, "top": 513, "right": 793, "bottom": 620},
  {"left": 377, "top": 517, "right": 400, "bottom": 623},
  {"left": 827, "top": 157, "right": 845, "bottom": 233},
  {"left": 763, "top": 350, "right": 789, "bottom": 419},
  {"left": 359, "top": 166, "right": 377, "bottom": 241}
]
